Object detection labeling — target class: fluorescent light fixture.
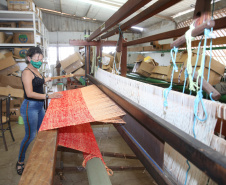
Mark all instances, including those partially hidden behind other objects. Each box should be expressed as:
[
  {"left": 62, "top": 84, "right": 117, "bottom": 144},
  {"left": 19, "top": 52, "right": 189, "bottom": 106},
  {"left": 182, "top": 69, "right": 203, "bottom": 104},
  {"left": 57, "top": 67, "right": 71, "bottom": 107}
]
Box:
[
  {"left": 131, "top": 26, "right": 143, "bottom": 32},
  {"left": 78, "top": 0, "right": 119, "bottom": 11}
]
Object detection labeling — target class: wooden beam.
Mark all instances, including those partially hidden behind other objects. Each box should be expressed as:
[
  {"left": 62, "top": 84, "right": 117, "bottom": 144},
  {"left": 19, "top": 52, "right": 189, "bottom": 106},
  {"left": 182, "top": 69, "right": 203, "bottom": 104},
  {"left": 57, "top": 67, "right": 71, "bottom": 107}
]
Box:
[
  {"left": 69, "top": 40, "right": 117, "bottom": 47},
  {"left": 124, "top": 17, "right": 226, "bottom": 47},
  {"left": 19, "top": 130, "right": 58, "bottom": 185},
  {"left": 193, "top": 0, "right": 211, "bottom": 26},
  {"left": 86, "top": 0, "right": 152, "bottom": 41},
  {"left": 127, "top": 36, "right": 226, "bottom": 52},
  {"left": 100, "top": 0, "right": 182, "bottom": 40}
]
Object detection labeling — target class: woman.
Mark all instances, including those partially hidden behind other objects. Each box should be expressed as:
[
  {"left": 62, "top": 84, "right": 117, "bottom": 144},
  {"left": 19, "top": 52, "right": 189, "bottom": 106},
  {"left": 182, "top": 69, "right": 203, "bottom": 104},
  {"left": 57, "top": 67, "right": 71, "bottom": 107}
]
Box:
[{"left": 16, "top": 47, "right": 63, "bottom": 175}]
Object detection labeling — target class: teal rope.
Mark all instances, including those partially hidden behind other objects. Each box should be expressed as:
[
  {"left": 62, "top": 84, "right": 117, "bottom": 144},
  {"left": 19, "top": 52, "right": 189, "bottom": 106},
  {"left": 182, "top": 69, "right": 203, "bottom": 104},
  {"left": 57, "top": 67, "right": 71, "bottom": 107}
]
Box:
[{"left": 164, "top": 47, "right": 178, "bottom": 107}]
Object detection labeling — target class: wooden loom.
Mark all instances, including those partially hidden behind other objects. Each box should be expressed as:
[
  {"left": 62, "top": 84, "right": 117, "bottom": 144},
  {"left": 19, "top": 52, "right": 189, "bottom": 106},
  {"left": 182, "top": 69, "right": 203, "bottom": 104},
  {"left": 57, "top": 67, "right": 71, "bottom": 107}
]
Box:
[{"left": 19, "top": 0, "right": 226, "bottom": 184}]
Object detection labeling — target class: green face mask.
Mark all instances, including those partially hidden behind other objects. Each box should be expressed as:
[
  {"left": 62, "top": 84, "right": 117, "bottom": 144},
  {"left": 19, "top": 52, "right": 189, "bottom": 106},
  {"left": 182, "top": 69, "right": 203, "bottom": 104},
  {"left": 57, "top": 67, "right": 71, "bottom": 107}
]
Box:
[{"left": 30, "top": 60, "right": 42, "bottom": 69}]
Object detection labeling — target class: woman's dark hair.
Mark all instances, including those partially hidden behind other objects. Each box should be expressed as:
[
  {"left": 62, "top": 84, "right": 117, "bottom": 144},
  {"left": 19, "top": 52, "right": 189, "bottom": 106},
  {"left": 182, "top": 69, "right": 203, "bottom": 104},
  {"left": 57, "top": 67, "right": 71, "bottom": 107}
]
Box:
[{"left": 25, "top": 47, "right": 43, "bottom": 64}]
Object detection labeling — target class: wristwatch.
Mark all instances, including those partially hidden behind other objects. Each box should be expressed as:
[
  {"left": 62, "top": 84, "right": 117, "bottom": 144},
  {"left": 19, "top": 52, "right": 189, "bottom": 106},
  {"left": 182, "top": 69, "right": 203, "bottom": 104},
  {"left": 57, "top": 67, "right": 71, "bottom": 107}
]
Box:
[{"left": 46, "top": 94, "right": 49, "bottom": 99}]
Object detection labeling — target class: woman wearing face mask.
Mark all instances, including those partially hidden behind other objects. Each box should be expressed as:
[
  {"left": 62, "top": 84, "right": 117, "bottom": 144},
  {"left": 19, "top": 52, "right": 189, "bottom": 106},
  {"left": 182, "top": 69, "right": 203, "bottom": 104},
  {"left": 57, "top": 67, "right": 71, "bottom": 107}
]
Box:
[{"left": 16, "top": 47, "right": 63, "bottom": 175}]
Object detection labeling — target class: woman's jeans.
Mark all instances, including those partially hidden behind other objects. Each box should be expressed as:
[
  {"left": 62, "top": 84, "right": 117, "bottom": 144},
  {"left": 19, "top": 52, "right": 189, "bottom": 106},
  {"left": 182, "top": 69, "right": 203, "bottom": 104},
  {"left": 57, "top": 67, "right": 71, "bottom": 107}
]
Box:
[{"left": 18, "top": 99, "right": 45, "bottom": 162}]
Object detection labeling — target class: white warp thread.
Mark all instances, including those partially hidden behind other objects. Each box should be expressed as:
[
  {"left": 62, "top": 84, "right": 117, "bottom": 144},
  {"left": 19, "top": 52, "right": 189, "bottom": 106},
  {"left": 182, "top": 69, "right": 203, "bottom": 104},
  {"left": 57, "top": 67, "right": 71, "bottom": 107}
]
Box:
[{"left": 95, "top": 68, "right": 225, "bottom": 185}]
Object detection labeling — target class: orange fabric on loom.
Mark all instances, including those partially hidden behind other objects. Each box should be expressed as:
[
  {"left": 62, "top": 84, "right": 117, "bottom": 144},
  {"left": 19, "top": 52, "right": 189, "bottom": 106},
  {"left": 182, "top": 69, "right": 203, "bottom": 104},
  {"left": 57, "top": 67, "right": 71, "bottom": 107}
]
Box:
[
  {"left": 58, "top": 123, "right": 104, "bottom": 166},
  {"left": 39, "top": 89, "right": 95, "bottom": 131},
  {"left": 39, "top": 89, "right": 106, "bottom": 168}
]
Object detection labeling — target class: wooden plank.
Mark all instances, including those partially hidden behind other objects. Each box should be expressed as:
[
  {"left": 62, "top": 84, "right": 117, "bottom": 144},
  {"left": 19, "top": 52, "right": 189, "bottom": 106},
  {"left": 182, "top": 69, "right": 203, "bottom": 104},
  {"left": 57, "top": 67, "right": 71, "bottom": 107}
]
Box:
[
  {"left": 87, "top": 0, "right": 152, "bottom": 41},
  {"left": 19, "top": 130, "right": 58, "bottom": 185},
  {"left": 101, "top": 0, "right": 182, "bottom": 40}
]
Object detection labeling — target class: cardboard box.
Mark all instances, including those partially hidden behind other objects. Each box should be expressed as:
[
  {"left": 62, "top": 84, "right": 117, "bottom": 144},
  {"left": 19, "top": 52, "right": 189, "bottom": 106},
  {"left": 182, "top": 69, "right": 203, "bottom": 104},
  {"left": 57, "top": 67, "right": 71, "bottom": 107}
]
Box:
[
  {"left": 190, "top": 55, "right": 225, "bottom": 85},
  {"left": 0, "top": 86, "right": 24, "bottom": 98},
  {"left": 14, "top": 48, "right": 29, "bottom": 58},
  {"left": 0, "top": 22, "right": 16, "bottom": 28},
  {"left": 0, "top": 32, "right": 6, "bottom": 43},
  {"left": 2, "top": 98, "right": 23, "bottom": 111},
  {"left": 136, "top": 54, "right": 144, "bottom": 62},
  {"left": 0, "top": 51, "right": 12, "bottom": 60},
  {"left": 73, "top": 67, "right": 85, "bottom": 81},
  {"left": 137, "top": 61, "right": 156, "bottom": 77},
  {"left": 0, "top": 64, "right": 20, "bottom": 75},
  {"left": 60, "top": 52, "right": 85, "bottom": 74},
  {"left": 0, "top": 56, "right": 16, "bottom": 71},
  {"left": 0, "top": 75, "right": 23, "bottom": 89},
  {"left": 7, "top": 0, "right": 35, "bottom": 11},
  {"left": 102, "top": 53, "right": 114, "bottom": 67},
  {"left": 150, "top": 66, "right": 170, "bottom": 81},
  {"left": 3, "top": 108, "right": 20, "bottom": 121},
  {"left": 18, "top": 21, "right": 38, "bottom": 30},
  {"left": 13, "top": 32, "right": 34, "bottom": 43},
  {"left": 136, "top": 57, "right": 158, "bottom": 77}
]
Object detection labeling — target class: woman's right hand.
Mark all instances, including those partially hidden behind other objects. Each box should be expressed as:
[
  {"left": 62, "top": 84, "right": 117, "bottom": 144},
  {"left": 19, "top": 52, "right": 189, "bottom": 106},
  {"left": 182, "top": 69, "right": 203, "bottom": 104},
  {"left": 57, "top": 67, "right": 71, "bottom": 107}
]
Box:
[{"left": 49, "top": 92, "right": 63, "bottom": 99}]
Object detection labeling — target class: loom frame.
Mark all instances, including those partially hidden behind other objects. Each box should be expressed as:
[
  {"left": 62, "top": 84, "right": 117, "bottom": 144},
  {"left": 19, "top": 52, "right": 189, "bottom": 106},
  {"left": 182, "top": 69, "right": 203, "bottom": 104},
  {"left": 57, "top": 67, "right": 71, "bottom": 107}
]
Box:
[{"left": 88, "top": 74, "right": 226, "bottom": 185}]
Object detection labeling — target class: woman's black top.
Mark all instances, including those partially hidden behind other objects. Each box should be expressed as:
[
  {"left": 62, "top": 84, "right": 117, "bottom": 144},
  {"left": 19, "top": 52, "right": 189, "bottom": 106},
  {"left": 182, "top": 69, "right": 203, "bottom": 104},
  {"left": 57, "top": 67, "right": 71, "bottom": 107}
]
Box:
[{"left": 22, "top": 67, "right": 44, "bottom": 101}]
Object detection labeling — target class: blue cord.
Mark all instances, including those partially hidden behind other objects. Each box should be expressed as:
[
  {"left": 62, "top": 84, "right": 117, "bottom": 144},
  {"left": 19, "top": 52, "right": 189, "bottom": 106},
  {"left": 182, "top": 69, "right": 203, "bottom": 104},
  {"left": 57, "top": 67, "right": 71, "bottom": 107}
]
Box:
[
  {"left": 164, "top": 47, "right": 178, "bottom": 107},
  {"left": 209, "top": 92, "right": 215, "bottom": 101},
  {"left": 184, "top": 159, "right": 191, "bottom": 185}
]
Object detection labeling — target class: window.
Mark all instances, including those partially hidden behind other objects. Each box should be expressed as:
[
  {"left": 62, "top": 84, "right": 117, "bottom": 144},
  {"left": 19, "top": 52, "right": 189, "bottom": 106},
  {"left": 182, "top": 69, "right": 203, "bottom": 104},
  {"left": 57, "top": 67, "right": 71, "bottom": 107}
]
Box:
[{"left": 47, "top": 46, "right": 75, "bottom": 65}]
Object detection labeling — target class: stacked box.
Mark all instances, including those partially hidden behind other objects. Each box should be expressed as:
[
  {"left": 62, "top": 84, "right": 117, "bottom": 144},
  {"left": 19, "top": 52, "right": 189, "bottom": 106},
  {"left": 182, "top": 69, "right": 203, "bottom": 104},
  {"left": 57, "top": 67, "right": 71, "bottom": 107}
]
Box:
[{"left": 7, "top": 0, "right": 35, "bottom": 11}]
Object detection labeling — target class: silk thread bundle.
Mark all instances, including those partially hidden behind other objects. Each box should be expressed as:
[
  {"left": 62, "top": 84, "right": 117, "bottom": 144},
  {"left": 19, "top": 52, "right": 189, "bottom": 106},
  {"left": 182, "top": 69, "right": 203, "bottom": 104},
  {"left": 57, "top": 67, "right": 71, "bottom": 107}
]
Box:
[
  {"left": 39, "top": 85, "right": 126, "bottom": 172},
  {"left": 95, "top": 68, "right": 226, "bottom": 185}
]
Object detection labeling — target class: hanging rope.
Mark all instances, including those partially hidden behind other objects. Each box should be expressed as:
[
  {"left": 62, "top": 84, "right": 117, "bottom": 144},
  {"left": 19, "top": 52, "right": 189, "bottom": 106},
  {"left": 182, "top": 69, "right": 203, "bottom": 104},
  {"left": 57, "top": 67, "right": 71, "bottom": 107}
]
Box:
[
  {"left": 183, "top": 68, "right": 188, "bottom": 93},
  {"left": 91, "top": 46, "right": 97, "bottom": 74},
  {"left": 113, "top": 25, "right": 124, "bottom": 75},
  {"left": 185, "top": 23, "right": 196, "bottom": 92},
  {"left": 163, "top": 47, "right": 178, "bottom": 108}
]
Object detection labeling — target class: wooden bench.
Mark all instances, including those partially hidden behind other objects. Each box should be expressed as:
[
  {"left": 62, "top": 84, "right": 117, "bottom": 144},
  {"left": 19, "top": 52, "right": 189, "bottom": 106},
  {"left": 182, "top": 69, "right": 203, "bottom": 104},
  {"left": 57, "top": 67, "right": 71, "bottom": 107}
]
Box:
[{"left": 19, "top": 130, "right": 58, "bottom": 185}]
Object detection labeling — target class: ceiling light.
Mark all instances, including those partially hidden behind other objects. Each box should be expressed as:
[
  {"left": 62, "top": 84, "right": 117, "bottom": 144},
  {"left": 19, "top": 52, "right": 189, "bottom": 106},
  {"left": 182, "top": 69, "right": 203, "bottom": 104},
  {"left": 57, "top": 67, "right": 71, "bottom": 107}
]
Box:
[
  {"left": 77, "top": 0, "right": 119, "bottom": 11},
  {"left": 131, "top": 26, "right": 143, "bottom": 32}
]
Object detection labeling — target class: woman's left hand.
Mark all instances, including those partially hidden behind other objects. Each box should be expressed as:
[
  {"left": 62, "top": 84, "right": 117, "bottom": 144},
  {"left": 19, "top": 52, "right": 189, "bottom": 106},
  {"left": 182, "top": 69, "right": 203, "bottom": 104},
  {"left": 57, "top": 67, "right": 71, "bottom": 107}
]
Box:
[{"left": 45, "top": 77, "right": 52, "bottom": 82}]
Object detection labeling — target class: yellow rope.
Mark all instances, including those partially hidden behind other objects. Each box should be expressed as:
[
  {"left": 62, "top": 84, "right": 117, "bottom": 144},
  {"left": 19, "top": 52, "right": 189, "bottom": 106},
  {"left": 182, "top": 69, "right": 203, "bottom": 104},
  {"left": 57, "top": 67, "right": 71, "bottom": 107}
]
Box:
[{"left": 185, "top": 23, "right": 196, "bottom": 91}]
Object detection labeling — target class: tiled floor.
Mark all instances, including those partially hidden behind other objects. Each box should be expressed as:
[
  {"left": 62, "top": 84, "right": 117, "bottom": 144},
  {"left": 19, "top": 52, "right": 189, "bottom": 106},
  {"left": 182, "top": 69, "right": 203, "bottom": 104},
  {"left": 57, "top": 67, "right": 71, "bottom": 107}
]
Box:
[{"left": 0, "top": 121, "right": 157, "bottom": 185}]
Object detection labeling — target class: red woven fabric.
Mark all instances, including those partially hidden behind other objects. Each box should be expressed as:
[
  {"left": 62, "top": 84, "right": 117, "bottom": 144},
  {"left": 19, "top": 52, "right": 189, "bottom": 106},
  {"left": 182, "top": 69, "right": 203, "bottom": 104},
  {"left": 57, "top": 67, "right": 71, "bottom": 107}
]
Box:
[
  {"left": 39, "top": 89, "right": 106, "bottom": 169},
  {"left": 58, "top": 123, "right": 104, "bottom": 166},
  {"left": 39, "top": 89, "right": 95, "bottom": 131}
]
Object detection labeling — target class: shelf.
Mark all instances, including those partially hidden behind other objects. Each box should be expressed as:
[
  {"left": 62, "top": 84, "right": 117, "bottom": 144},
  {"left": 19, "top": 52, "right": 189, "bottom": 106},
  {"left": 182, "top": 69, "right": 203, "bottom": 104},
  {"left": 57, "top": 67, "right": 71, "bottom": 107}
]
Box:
[
  {"left": 0, "top": 28, "right": 34, "bottom": 32},
  {"left": 0, "top": 10, "right": 38, "bottom": 21},
  {"left": 0, "top": 43, "right": 36, "bottom": 47}
]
